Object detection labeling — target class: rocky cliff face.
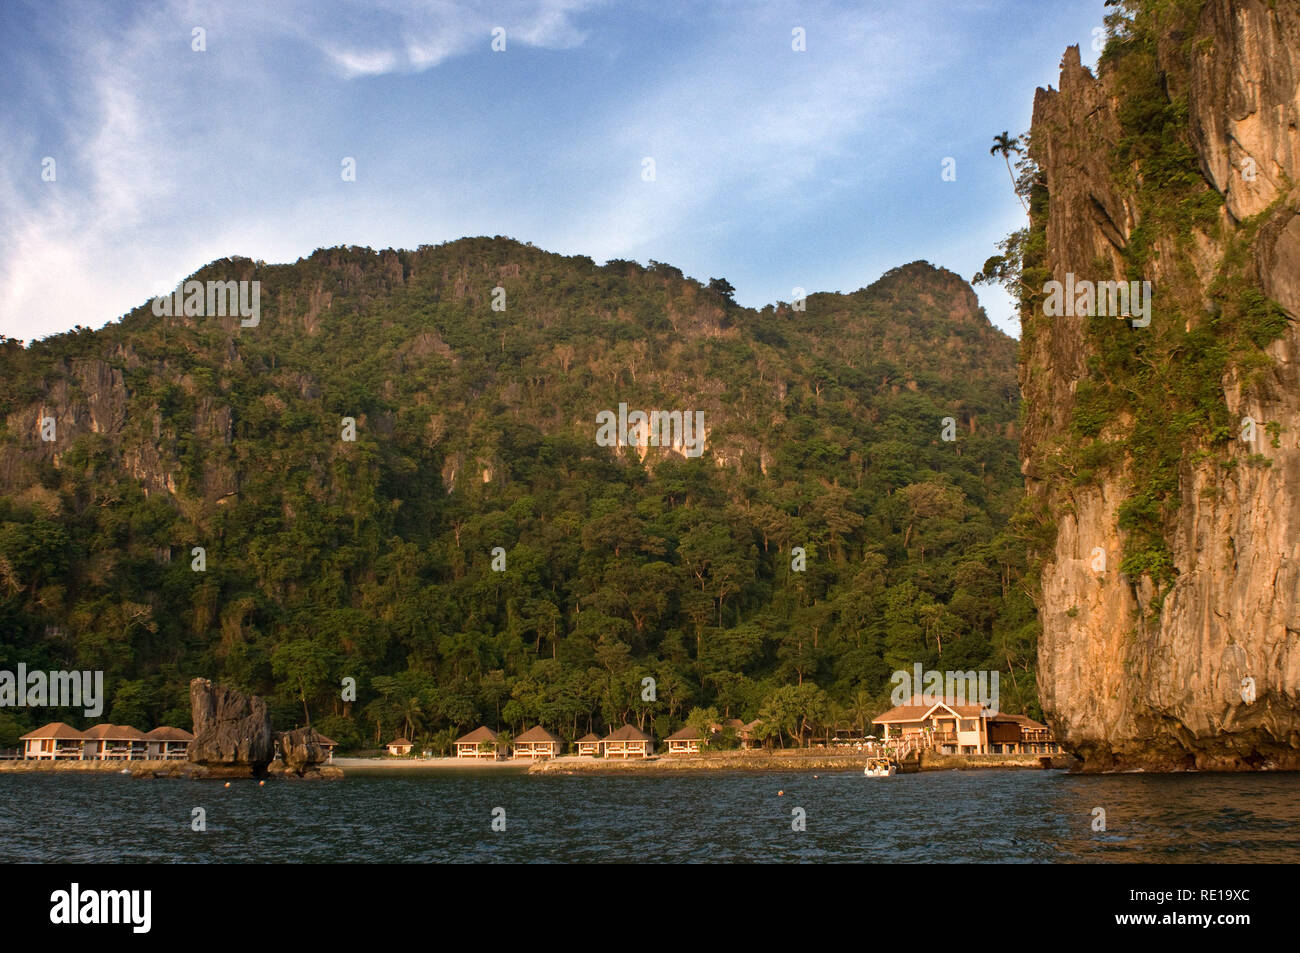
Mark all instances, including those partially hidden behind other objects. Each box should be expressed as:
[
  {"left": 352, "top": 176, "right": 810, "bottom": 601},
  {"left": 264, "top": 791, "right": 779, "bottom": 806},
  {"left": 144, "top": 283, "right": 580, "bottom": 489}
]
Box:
[{"left": 1023, "top": 0, "right": 1300, "bottom": 771}]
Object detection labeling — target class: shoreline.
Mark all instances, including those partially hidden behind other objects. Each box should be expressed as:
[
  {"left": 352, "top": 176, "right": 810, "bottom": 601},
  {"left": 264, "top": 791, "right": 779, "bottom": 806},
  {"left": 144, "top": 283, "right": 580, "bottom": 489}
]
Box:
[
  {"left": 0, "top": 751, "right": 1076, "bottom": 777},
  {"left": 525, "top": 750, "right": 1076, "bottom": 775},
  {"left": 334, "top": 756, "right": 531, "bottom": 774},
  {"left": 0, "top": 759, "right": 343, "bottom": 779}
]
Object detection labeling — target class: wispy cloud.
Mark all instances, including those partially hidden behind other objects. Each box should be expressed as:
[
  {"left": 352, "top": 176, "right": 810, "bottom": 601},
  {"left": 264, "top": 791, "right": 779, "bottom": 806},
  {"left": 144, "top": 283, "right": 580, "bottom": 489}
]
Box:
[
  {"left": 301, "top": 0, "right": 599, "bottom": 78},
  {"left": 0, "top": 0, "right": 604, "bottom": 340}
]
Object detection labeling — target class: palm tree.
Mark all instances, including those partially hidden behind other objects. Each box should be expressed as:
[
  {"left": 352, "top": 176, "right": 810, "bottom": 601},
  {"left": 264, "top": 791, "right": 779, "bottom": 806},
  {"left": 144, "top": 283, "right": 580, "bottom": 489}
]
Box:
[
  {"left": 398, "top": 696, "right": 424, "bottom": 741},
  {"left": 990, "top": 131, "right": 1029, "bottom": 211},
  {"left": 825, "top": 700, "right": 848, "bottom": 744},
  {"left": 849, "top": 690, "right": 876, "bottom": 738}
]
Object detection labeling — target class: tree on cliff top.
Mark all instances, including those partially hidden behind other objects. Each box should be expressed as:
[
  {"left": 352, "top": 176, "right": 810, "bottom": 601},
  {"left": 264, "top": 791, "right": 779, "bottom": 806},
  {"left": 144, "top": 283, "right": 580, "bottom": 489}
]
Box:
[{"left": 990, "top": 131, "right": 1029, "bottom": 212}]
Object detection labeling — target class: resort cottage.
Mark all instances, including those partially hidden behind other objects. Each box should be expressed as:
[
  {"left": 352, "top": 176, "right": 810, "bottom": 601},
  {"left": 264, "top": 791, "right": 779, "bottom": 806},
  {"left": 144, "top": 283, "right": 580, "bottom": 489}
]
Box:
[
  {"left": 454, "top": 726, "right": 499, "bottom": 759},
  {"left": 601, "top": 724, "right": 654, "bottom": 759},
  {"left": 81, "top": 724, "right": 149, "bottom": 761},
  {"left": 20, "top": 722, "right": 84, "bottom": 760},
  {"left": 574, "top": 733, "right": 601, "bottom": 757},
  {"left": 737, "top": 719, "right": 764, "bottom": 749},
  {"left": 665, "top": 725, "right": 708, "bottom": 754},
  {"left": 386, "top": 738, "right": 413, "bottom": 756},
  {"left": 144, "top": 726, "right": 194, "bottom": 760},
  {"left": 512, "top": 725, "right": 564, "bottom": 759},
  {"left": 21, "top": 721, "right": 206, "bottom": 761}
]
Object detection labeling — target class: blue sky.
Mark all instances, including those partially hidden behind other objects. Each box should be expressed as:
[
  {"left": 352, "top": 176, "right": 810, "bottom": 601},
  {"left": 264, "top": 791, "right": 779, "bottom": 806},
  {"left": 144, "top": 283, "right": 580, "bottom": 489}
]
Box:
[{"left": 0, "top": 0, "right": 1108, "bottom": 343}]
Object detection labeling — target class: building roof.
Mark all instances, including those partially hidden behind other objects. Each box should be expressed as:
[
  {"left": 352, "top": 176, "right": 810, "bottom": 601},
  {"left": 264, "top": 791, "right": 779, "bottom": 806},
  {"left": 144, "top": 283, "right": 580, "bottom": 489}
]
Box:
[
  {"left": 872, "top": 696, "right": 986, "bottom": 723},
  {"left": 988, "top": 713, "right": 1048, "bottom": 730},
  {"left": 144, "top": 726, "right": 194, "bottom": 741},
  {"left": 602, "top": 724, "right": 653, "bottom": 743},
  {"left": 314, "top": 733, "right": 337, "bottom": 746},
  {"left": 723, "top": 718, "right": 746, "bottom": 729},
  {"left": 387, "top": 738, "right": 412, "bottom": 747},
  {"left": 19, "top": 721, "right": 83, "bottom": 741},
  {"left": 514, "top": 725, "right": 564, "bottom": 744},
  {"left": 455, "top": 726, "right": 498, "bottom": 744},
  {"left": 666, "top": 725, "right": 705, "bottom": 741},
  {"left": 82, "top": 724, "right": 148, "bottom": 741},
  {"left": 575, "top": 733, "right": 601, "bottom": 743}
]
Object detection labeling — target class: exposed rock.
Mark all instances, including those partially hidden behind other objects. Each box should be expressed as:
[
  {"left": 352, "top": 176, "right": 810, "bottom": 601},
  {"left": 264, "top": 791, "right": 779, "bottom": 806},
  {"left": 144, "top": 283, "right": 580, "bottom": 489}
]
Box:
[
  {"left": 276, "top": 727, "right": 328, "bottom": 775},
  {"left": 188, "top": 678, "right": 275, "bottom": 774},
  {"left": 1024, "top": 2, "right": 1300, "bottom": 771},
  {"left": 267, "top": 762, "right": 344, "bottom": 781}
]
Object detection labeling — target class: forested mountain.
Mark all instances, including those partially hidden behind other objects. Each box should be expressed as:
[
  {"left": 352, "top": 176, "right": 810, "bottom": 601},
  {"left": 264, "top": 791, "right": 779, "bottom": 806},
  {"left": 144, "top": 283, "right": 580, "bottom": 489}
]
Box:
[{"left": 0, "top": 238, "right": 1035, "bottom": 749}]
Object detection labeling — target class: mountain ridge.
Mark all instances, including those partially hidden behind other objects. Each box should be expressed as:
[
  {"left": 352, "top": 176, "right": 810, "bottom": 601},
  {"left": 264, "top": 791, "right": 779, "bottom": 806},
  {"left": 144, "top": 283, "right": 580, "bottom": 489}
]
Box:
[{"left": 0, "top": 236, "right": 1032, "bottom": 749}]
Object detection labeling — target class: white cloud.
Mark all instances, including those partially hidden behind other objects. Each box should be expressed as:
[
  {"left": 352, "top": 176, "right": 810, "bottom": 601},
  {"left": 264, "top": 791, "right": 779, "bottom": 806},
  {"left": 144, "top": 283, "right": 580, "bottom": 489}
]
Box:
[
  {"left": 304, "top": 0, "right": 600, "bottom": 78},
  {"left": 0, "top": 0, "right": 604, "bottom": 341}
]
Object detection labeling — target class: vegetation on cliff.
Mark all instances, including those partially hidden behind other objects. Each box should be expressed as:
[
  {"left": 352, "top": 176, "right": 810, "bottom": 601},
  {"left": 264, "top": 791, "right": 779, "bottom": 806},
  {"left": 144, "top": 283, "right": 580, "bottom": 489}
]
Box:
[
  {"left": 0, "top": 240, "right": 1034, "bottom": 749},
  {"left": 993, "top": 0, "right": 1292, "bottom": 606}
]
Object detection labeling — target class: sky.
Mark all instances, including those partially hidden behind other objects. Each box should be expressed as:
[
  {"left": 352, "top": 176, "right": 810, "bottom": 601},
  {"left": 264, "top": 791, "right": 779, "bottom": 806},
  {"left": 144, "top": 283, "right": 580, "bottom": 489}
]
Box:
[{"left": 0, "top": 0, "right": 1110, "bottom": 344}]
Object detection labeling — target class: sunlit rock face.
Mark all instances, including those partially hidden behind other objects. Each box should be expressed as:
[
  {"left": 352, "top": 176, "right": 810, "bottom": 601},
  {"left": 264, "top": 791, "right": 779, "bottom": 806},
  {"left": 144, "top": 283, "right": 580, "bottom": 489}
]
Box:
[{"left": 1024, "top": 1, "right": 1300, "bottom": 771}]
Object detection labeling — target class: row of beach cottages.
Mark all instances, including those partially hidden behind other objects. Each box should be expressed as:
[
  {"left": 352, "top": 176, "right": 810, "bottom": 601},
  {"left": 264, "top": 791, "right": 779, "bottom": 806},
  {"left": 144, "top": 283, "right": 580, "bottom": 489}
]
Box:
[
  {"left": 386, "top": 718, "right": 765, "bottom": 760},
  {"left": 20, "top": 722, "right": 195, "bottom": 761},
  {"left": 18, "top": 721, "right": 340, "bottom": 762}
]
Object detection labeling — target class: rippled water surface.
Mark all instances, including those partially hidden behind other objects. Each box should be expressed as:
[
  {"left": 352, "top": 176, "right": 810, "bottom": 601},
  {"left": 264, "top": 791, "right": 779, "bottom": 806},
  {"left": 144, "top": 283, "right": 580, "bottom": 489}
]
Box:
[{"left": 3, "top": 769, "right": 1297, "bottom": 863}]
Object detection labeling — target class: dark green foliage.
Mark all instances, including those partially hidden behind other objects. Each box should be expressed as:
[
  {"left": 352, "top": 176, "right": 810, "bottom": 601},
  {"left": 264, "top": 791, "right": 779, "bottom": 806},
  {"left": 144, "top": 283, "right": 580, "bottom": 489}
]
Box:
[{"left": 0, "top": 240, "right": 1031, "bottom": 745}]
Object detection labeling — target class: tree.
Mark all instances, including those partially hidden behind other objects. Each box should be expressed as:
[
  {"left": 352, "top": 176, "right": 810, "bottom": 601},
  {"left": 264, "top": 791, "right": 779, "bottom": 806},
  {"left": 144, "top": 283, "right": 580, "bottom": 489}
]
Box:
[
  {"left": 685, "top": 705, "right": 719, "bottom": 748},
  {"left": 398, "top": 694, "right": 424, "bottom": 741},
  {"left": 849, "top": 689, "right": 876, "bottom": 738},
  {"left": 990, "top": 131, "right": 1028, "bottom": 211},
  {"left": 707, "top": 277, "right": 736, "bottom": 304},
  {"left": 271, "top": 638, "right": 335, "bottom": 726},
  {"left": 758, "top": 687, "right": 801, "bottom": 747}
]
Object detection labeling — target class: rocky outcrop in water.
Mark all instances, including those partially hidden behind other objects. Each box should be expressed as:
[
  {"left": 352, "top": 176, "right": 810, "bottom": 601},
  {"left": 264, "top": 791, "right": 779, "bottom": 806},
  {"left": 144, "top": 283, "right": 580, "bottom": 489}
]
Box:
[
  {"left": 188, "top": 678, "right": 275, "bottom": 774},
  {"left": 1023, "top": 0, "right": 1300, "bottom": 771},
  {"left": 272, "top": 727, "right": 341, "bottom": 779}
]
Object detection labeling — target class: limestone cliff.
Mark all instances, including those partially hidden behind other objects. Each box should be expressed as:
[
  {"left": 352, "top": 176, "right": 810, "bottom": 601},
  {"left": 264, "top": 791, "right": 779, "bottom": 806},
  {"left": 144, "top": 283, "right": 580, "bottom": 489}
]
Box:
[{"left": 1022, "top": 0, "right": 1300, "bottom": 770}]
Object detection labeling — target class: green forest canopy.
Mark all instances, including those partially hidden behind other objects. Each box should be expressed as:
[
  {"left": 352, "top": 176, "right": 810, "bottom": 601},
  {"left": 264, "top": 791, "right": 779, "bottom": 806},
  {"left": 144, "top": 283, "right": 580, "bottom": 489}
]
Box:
[{"left": 0, "top": 239, "right": 1037, "bottom": 750}]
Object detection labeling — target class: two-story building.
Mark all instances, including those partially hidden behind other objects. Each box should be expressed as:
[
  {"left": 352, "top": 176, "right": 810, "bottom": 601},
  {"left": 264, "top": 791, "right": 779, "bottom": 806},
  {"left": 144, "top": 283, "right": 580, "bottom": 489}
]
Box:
[
  {"left": 873, "top": 696, "right": 988, "bottom": 754},
  {"left": 874, "top": 697, "right": 1058, "bottom": 755}
]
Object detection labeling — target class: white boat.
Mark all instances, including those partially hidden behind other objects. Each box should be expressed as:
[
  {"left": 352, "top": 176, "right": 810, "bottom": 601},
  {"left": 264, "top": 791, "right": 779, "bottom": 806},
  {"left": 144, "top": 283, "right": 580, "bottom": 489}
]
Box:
[{"left": 864, "top": 757, "right": 895, "bottom": 777}]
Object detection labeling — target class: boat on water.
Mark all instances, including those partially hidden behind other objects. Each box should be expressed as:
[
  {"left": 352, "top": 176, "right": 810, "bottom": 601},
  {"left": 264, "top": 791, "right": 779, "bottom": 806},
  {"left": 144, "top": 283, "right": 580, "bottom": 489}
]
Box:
[{"left": 864, "top": 757, "right": 895, "bottom": 777}]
